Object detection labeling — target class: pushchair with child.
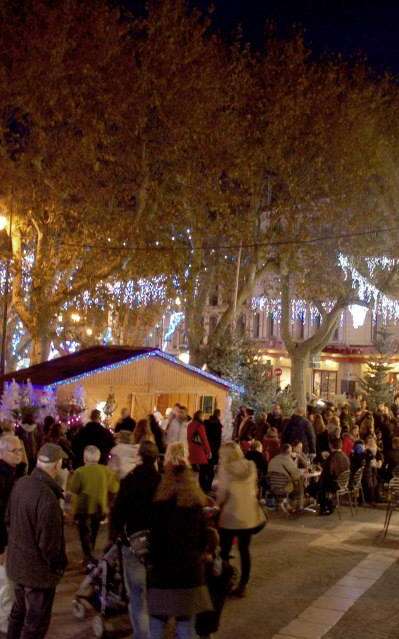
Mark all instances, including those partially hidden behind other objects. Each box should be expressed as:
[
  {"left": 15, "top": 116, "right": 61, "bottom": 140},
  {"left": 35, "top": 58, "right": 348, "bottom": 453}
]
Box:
[{"left": 72, "top": 539, "right": 129, "bottom": 638}]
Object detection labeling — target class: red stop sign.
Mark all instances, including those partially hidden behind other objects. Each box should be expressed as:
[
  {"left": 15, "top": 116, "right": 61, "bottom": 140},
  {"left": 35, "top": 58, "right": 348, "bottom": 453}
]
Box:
[{"left": 274, "top": 367, "right": 283, "bottom": 377}]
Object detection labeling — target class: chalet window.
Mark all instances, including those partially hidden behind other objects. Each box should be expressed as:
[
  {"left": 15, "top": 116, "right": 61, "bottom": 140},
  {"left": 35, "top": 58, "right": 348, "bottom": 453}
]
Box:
[{"left": 200, "top": 395, "right": 215, "bottom": 414}]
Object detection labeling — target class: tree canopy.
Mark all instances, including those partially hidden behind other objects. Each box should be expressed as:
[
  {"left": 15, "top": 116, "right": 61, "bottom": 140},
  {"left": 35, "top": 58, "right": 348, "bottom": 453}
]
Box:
[{"left": 0, "top": 0, "right": 399, "bottom": 385}]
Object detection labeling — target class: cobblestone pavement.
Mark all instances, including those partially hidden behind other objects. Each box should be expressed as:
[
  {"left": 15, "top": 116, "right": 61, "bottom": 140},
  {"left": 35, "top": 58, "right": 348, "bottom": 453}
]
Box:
[{"left": 45, "top": 506, "right": 399, "bottom": 639}]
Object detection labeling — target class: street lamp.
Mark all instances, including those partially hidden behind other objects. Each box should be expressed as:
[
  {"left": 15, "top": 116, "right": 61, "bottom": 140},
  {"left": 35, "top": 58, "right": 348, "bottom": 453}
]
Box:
[{"left": 0, "top": 209, "right": 13, "bottom": 377}]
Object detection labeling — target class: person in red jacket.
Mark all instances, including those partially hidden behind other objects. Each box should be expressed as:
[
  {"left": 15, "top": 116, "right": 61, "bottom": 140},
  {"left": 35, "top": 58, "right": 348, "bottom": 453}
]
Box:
[
  {"left": 188, "top": 410, "right": 212, "bottom": 492},
  {"left": 342, "top": 424, "right": 359, "bottom": 457},
  {"left": 262, "top": 426, "right": 280, "bottom": 462}
]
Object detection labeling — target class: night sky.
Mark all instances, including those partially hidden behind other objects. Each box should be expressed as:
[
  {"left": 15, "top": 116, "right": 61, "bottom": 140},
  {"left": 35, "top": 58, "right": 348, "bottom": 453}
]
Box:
[
  {"left": 191, "top": 0, "right": 399, "bottom": 74},
  {"left": 121, "top": 1, "right": 399, "bottom": 74}
]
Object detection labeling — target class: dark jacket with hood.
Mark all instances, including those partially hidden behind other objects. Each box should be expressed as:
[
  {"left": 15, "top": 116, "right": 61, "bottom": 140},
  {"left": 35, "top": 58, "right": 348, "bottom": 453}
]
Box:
[
  {"left": 16, "top": 422, "right": 41, "bottom": 473},
  {"left": 0, "top": 460, "right": 17, "bottom": 554},
  {"left": 282, "top": 414, "right": 316, "bottom": 454},
  {"left": 110, "top": 462, "right": 161, "bottom": 541},
  {"left": 72, "top": 420, "right": 115, "bottom": 466},
  {"left": 148, "top": 466, "right": 208, "bottom": 591},
  {"left": 6, "top": 468, "right": 67, "bottom": 588}
]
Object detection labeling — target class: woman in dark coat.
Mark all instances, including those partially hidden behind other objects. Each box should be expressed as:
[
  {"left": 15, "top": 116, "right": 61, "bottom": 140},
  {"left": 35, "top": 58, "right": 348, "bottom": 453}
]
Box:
[
  {"left": 362, "top": 435, "right": 383, "bottom": 505},
  {"left": 147, "top": 461, "right": 212, "bottom": 639},
  {"left": 313, "top": 414, "right": 330, "bottom": 462}
]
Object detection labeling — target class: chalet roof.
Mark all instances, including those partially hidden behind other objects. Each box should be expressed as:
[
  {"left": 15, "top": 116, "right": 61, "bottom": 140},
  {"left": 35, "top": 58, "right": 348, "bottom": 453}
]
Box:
[{"left": 0, "top": 346, "right": 237, "bottom": 391}]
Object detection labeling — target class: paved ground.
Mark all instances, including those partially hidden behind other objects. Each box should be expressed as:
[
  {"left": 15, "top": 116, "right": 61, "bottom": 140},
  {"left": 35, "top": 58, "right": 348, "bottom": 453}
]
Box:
[{"left": 46, "top": 505, "right": 399, "bottom": 639}]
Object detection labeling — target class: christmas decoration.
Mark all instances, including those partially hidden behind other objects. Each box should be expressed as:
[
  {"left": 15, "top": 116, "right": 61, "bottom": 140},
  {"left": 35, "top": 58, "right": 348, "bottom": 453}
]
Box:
[
  {"left": 359, "top": 330, "right": 397, "bottom": 411},
  {"left": 56, "top": 384, "right": 86, "bottom": 427},
  {"left": 103, "top": 389, "right": 117, "bottom": 423},
  {"left": 36, "top": 387, "right": 58, "bottom": 424},
  {"left": 0, "top": 379, "right": 40, "bottom": 425},
  {"left": 0, "top": 380, "right": 20, "bottom": 423},
  {"left": 359, "top": 360, "right": 394, "bottom": 412},
  {"left": 207, "top": 331, "right": 276, "bottom": 415}
]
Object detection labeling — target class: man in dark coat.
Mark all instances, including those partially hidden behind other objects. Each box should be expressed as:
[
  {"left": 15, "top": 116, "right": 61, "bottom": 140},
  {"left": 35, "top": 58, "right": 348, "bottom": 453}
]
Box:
[
  {"left": 72, "top": 409, "right": 115, "bottom": 467},
  {"left": 0, "top": 435, "right": 23, "bottom": 562},
  {"left": 204, "top": 409, "right": 223, "bottom": 464},
  {"left": 6, "top": 443, "right": 68, "bottom": 639},
  {"left": 282, "top": 408, "right": 316, "bottom": 455},
  {"left": 111, "top": 441, "right": 161, "bottom": 639},
  {"left": 267, "top": 403, "right": 284, "bottom": 434},
  {"left": 114, "top": 408, "right": 136, "bottom": 433},
  {"left": 317, "top": 437, "right": 350, "bottom": 515}
]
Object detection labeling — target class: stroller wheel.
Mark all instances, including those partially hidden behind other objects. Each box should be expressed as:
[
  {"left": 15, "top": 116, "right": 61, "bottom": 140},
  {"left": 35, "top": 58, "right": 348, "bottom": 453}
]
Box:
[{"left": 72, "top": 600, "right": 86, "bottom": 620}]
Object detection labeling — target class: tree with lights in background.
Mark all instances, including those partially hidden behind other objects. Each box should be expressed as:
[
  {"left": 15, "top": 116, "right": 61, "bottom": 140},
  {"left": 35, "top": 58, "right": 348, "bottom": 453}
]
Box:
[
  {"left": 169, "top": 23, "right": 399, "bottom": 408},
  {"left": 0, "top": 0, "right": 399, "bottom": 417},
  {"left": 359, "top": 329, "right": 398, "bottom": 411},
  {"left": 0, "top": 0, "right": 187, "bottom": 366}
]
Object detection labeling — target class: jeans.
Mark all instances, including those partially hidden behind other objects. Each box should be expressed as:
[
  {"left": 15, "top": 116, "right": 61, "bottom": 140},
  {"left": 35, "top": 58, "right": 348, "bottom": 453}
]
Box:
[
  {"left": 192, "top": 464, "right": 212, "bottom": 493},
  {"left": 76, "top": 513, "right": 102, "bottom": 561},
  {"left": 149, "top": 615, "right": 195, "bottom": 639},
  {"left": 7, "top": 584, "right": 55, "bottom": 639},
  {"left": 220, "top": 529, "right": 253, "bottom": 587},
  {"left": 122, "top": 545, "right": 150, "bottom": 639}
]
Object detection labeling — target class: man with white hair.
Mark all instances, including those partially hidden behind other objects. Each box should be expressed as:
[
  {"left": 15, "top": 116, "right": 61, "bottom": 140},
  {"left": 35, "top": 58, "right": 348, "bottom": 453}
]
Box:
[
  {"left": 70, "top": 445, "right": 119, "bottom": 566},
  {"left": 0, "top": 435, "right": 23, "bottom": 564},
  {"left": 6, "top": 443, "right": 68, "bottom": 639}
]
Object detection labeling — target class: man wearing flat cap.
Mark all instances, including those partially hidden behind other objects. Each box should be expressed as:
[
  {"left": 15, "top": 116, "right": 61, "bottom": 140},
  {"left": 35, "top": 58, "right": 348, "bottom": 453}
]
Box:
[{"left": 6, "top": 443, "right": 68, "bottom": 639}]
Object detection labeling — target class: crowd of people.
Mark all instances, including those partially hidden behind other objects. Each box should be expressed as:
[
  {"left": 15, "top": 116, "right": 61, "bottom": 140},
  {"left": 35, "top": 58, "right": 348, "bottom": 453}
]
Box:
[
  {"left": 0, "top": 393, "right": 397, "bottom": 639},
  {"left": 233, "top": 395, "right": 399, "bottom": 515}
]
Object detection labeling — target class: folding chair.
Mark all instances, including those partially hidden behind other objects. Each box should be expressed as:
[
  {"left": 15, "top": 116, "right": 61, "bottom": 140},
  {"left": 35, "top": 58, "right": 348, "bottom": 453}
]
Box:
[
  {"left": 382, "top": 477, "right": 399, "bottom": 538},
  {"left": 335, "top": 469, "right": 354, "bottom": 519},
  {"left": 267, "top": 471, "right": 291, "bottom": 515}
]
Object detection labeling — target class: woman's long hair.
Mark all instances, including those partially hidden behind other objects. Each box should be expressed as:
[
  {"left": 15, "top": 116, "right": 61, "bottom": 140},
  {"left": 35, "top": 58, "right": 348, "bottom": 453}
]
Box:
[
  {"left": 44, "top": 422, "right": 63, "bottom": 444},
  {"left": 154, "top": 464, "right": 207, "bottom": 508},
  {"left": 133, "top": 418, "right": 155, "bottom": 445},
  {"left": 313, "top": 413, "right": 326, "bottom": 435},
  {"left": 192, "top": 410, "right": 203, "bottom": 423}
]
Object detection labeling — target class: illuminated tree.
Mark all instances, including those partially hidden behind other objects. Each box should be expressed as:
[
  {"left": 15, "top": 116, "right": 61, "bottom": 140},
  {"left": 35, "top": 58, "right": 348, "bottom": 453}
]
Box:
[{"left": 0, "top": 0, "right": 184, "bottom": 363}]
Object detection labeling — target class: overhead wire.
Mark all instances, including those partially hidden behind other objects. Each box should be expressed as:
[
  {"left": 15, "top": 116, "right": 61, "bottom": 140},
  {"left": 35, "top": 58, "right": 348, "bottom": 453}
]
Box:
[{"left": 57, "top": 225, "right": 399, "bottom": 253}]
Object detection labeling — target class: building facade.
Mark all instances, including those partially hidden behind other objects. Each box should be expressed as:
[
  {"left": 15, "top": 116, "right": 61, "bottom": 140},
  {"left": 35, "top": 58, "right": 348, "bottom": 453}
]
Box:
[{"left": 148, "top": 291, "right": 399, "bottom": 401}]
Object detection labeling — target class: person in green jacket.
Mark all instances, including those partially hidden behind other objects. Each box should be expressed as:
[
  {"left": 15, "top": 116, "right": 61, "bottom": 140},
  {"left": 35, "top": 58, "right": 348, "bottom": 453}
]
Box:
[{"left": 70, "top": 445, "right": 119, "bottom": 565}]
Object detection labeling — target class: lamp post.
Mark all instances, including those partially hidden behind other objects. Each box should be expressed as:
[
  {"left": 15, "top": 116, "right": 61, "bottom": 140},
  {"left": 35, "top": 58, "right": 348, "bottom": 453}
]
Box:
[{"left": 0, "top": 209, "right": 13, "bottom": 377}]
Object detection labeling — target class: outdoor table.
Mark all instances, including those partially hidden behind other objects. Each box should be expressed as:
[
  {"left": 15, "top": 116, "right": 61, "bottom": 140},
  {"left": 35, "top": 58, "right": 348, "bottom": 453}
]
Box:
[{"left": 299, "top": 468, "right": 322, "bottom": 513}]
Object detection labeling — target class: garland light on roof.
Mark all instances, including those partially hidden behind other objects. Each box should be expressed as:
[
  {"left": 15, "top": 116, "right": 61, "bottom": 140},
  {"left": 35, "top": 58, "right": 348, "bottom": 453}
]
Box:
[{"left": 43, "top": 349, "right": 242, "bottom": 393}]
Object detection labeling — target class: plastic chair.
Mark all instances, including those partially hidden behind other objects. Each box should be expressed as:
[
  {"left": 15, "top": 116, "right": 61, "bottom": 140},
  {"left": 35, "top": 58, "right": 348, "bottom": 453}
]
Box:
[
  {"left": 335, "top": 469, "right": 354, "bottom": 519},
  {"left": 350, "top": 467, "right": 365, "bottom": 512},
  {"left": 382, "top": 477, "right": 399, "bottom": 538}
]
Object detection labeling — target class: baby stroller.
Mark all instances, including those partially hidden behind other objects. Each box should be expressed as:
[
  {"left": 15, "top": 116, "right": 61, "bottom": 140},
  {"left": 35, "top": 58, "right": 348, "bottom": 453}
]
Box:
[
  {"left": 72, "top": 540, "right": 129, "bottom": 638},
  {"left": 195, "top": 508, "right": 237, "bottom": 638}
]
